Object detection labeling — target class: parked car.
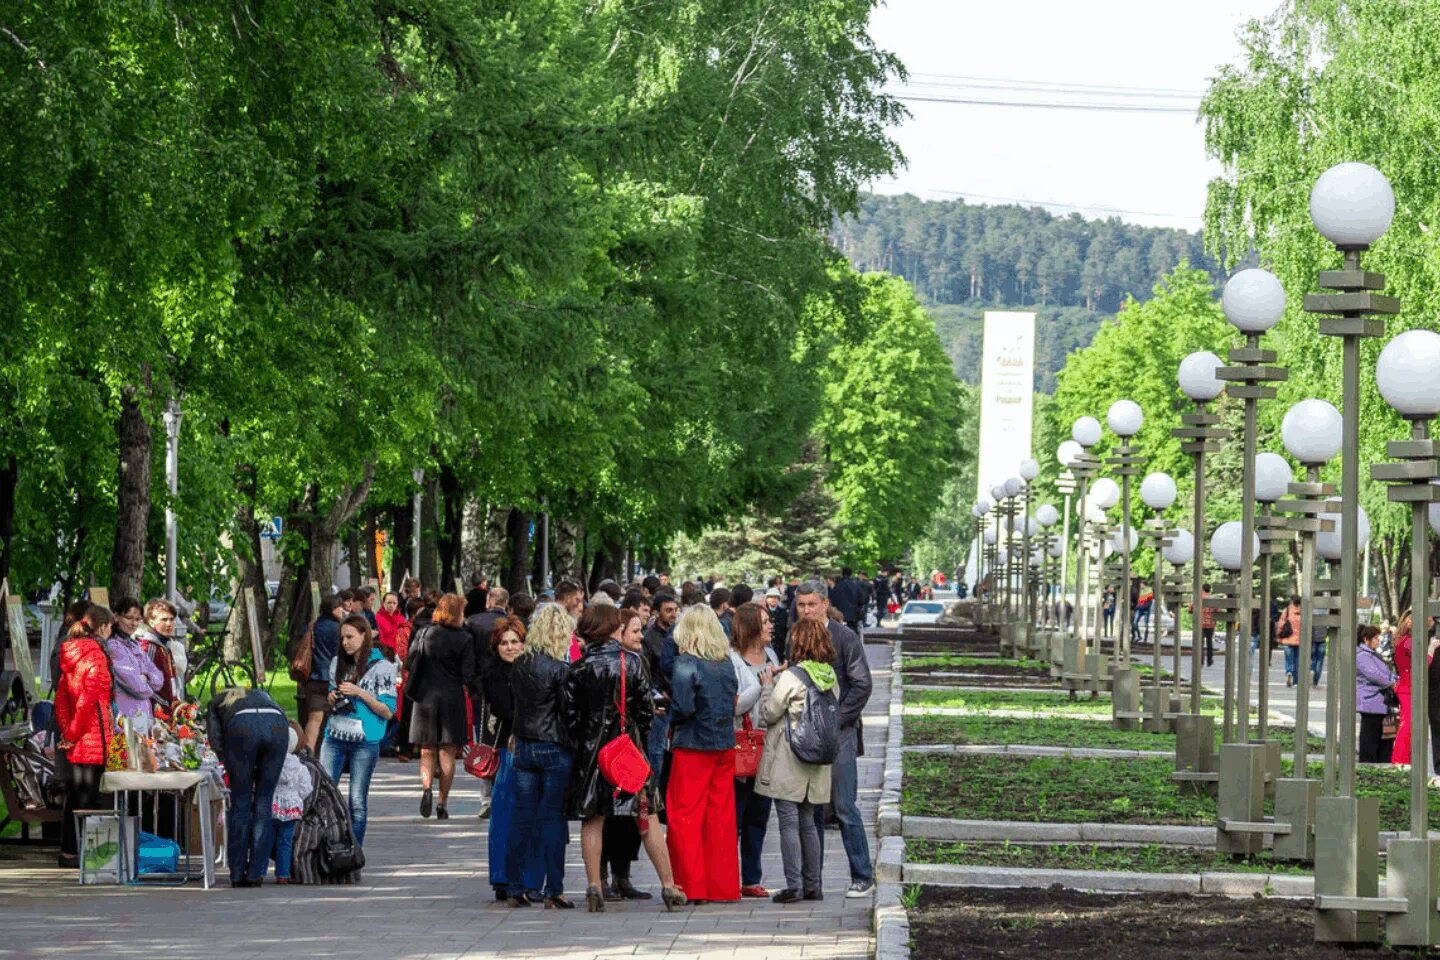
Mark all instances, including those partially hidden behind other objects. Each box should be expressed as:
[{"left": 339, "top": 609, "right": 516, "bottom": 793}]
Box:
[{"left": 897, "top": 600, "right": 946, "bottom": 626}]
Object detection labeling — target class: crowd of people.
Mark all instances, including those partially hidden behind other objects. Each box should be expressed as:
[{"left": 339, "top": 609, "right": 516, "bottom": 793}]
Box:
[{"left": 46, "top": 571, "right": 880, "bottom": 908}]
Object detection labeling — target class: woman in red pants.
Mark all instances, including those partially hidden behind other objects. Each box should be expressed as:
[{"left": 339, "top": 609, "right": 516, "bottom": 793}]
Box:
[{"left": 666, "top": 605, "right": 744, "bottom": 903}]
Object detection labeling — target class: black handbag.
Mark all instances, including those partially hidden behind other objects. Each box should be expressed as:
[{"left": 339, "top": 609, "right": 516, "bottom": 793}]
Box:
[
  {"left": 321, "top": 836, "right": 365, "bottom": 874},
  {"left": 1382, "top": 686, "right": 1401, "bottom": 711}
]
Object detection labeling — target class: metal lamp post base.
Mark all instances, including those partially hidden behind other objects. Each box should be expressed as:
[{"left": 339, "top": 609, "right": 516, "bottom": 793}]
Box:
[
  {"left": 1173, "top": 714, "right": 1217, "bottom": 795},
  {"left": 1386, "top": 837, "right": 1440, "bottom": 946},
  {"left": 1140, "top": 683, "right": 1175, "bottom": 733},
  {"left": 1111, "top": 666, "right": 1141, "bottom": 729},
  {"left": 1314, "top": 794, "right": 1381, "bottom": 943},
  {"left": 1216, "top": 742, "right": 1268, "bottom": 856},
  {"left": 1272, "top": 777, "right": 1319, "bottom": 861}
]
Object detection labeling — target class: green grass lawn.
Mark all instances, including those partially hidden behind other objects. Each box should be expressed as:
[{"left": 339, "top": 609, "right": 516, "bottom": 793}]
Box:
[
  {"left": 902, "top": 752, "right": 1439, "bottom": 832},
  {"left": 905, "top": 839, "right": 1314, "bottom": 876},
  {"left": 904, "top": 656, "right": 1051, "bottom": 671},
  {"left": 189, "top": 664, "right": 299, "bottom": 722},
  {"left": 902, "top": 713, "right": 1324, "bottom": 754},
  {"left": 904, "top": 687, "right": 1223, "bottom": 717}
]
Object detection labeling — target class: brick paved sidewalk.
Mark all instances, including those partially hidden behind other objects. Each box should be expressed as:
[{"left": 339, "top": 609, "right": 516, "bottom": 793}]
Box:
[{"left": 0, "top": 644, "right": 892, "bottom": 960}]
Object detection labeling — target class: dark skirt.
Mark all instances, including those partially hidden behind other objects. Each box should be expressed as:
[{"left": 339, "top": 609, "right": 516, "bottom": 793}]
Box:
[{"left": 408, "top": 688, "right": 468, "bottom": 747}]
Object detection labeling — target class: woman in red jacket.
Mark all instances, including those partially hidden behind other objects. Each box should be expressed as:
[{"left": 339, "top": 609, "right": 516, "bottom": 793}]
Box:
[
  {"left": 55, "top": 605, "right": 117, "bottom": 867},
  {"left": 1393, "top": 611, "right": 1439, "bottom": 768}
]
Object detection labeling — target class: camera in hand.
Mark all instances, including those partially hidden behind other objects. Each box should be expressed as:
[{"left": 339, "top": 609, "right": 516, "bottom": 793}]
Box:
[{"left": 330, "top": 694, "right": 356, "bottom": 714}]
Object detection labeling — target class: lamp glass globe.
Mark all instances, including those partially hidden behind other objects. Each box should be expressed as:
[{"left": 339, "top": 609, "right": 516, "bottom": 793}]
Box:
[
  {"left": 1048, "top": 541, "right": 1064, "bottom": 558},
  {"left": 990, "top": 484, "right": 1006, "bottom": 502},
  {"left": 1210, "top": 521, "right": 1259, "bottom": 571},
  {"left": 1110, "top": 527, "right": 1139, "bottom": 556},
  {"left": 1005, "top": 476, "right": 1025, "bottom": 497},
  {"left": 1072, "top": 416, "right": 1102, "bottom": 447},
  {"left": 1024, "top": 517, "right": 1039, "bottom": 537},
  {"left": 1036, "top": 504, "right": 1059, "bottom": 527},
  {"left": 1376, "top": 329, "right": 1440, "bottom": 417},
  {"left": 1280, "top": 399, "right": 1342, "bottom": 465},
  {"left": 1107, "top": 399, "right": 1143, "bottom": 437},
  {"left": 1178, "top": 351, "right": 1224, "bottom": 402},
  {"left": 1139, "top": 472, "right": 1177, "bottom": 511},
  {"left": 975, "top": 500, "right": 991, "bottom": 516},
  {"left": 1019, "top": 458, "right": 1041, "bottom": 481},
  {"left": 983, "top": 528, "right": 998, "bottom": 545},
  {"left": 1253, "top": 452, "right": 1293, "bottom": 503},
  {"left": 1222, "top": 268, "right": 1287, "bottom": 333},
  {"left": 1090, "top": 477, "right": 1120, "bottom": 510},
  {"left": 1316, "top": 505, "right": 1371, "bottom": 562},
  {"left": 1163, "top": 529, "right": 1194, "bottom": 566},
  {"left": 1057, "top": 440, "right": 1083, "bottom": 467},
  {"left": 1309, "top": 161, "right": 1395, "bottom": 249},
  {"left": 997, "top": 549, "right": 1008, "bottom": 565}
]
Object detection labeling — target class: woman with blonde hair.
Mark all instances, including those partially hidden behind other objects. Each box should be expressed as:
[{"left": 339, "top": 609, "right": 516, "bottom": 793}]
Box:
[
  {"left": 666, "top": 604, "right": 747, "bottom": 903},
  {"left": 505, "top": 602, "right": 576, "bottom": 907}
]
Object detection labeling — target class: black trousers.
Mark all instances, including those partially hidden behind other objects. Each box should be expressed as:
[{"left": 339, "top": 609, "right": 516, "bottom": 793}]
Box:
[
  {"left": 603, "top": 815, "right": 642, "bottom": 877},
  {"left": 60, "top": 762, "right": 107, "bottom": 857},
  {"left": 1202, "top": 627, "right": 1215, "bottom": 666},
  {"left": 1359, "top": 712, "right": 1388, "bottom": 764}
]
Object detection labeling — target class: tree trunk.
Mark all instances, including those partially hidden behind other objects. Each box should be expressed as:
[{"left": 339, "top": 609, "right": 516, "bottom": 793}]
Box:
[
  {"left": 232, "top": 462, "right": 272, "bottom": 657},
  {"left": 268, "top": 489, "right": 315, "bottom": 659},
  {"left": 503, "top": 510, "right": 532, "bottom": 595},
  {"left": 479, "top": 505, "right": 509, "bottom": 581},
  {"left": 59, "top": 500, "right": 88, "bottom": 611},
  {"left": 344, "top": 526, "right": 363, "bottom": 588},
  {"left": 552, "top": 517, "right": 578, "bottom": 583},
  {"left": 389, "top": 502, "right": 413, "bottom": 592},
  {"left": 460, "top": 497, "right": 487, "bottom": 581},
  {"left": 421, "top": 477, "right": 442, "bottom": 590},
  {"left": 364, "top": 508, "right": 380, "bottom": 587},
  {"left": 0, "top": 454, "right": 16, "bottom": 590},
  {"left": 110, "top": 387, "right": 152, "bottom": 597},
  {"left": 438, "top": 465, "right": 464, "bottom": 587}
]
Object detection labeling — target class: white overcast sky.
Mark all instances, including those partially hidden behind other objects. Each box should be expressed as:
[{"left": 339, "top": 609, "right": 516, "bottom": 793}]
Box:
[{"left": 865, "top": 0, "right": 1283, "bottom": 229}]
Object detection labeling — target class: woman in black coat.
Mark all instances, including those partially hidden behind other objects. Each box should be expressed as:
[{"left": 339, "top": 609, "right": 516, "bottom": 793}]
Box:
[
  {"left": 404, "top": 593, "right": 476, "bottom": 820},
  {"left": 565, "top": 603, "right": 685, "bottom": 912}
]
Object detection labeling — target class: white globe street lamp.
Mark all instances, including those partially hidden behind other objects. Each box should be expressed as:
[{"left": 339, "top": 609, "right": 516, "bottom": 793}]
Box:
[
  {"left": 1107, "top": 399, "right": 1143, "bottom": 438},
  {"left": 1179, "top": 351, "right": 1225, "bottom": 402},
  {"left": 1072, "top": 416, "right": 1102, "bottom": 448},
  {"left": 1222, "top": 268, "right": 1287, "bottom": 333},
  {"left": 1281, "top": 399, "right": 1343, "bottom": 466},
  {"left": 1164, "top": 529, "right": 1194, "bottom": 567},
  {"left": 1057, "top": 440, "right": 1083, "bottom": 467},
  {"left": 1036, "top": 504, "right": 1059, "bottom": 527},
  {"left": 1316, "top": 506, "right": 1370, "bottom": 563},
  {"left": 1376, "top": 330, "right": 1440, "bottom": 417},
  {"left": 1210, "top": 521, "right": 1261, "bottom": 571},
  {"left": 1019, "top": 458, "right": 1040, "bottom": 481},
  {"left": 1310, "top": 161, "right": 1396, "bottom": 251},
  {"left": 1140, "top": 472, "right": 1177, "bottom": 511},
  {"left": 1254, "top": 452, "right": 1293, "bottom": 503},
  {"left": 1090, "top": 477, "right": 1120, "bottom": 510}
]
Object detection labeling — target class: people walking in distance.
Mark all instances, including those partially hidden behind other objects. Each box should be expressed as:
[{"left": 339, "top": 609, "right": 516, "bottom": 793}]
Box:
[
  {"left": 405, "top": 593, "right": 476, "bottom": 820},
  {"left": 1275, "top": 595, "right": 1302, "bottom": 687}
]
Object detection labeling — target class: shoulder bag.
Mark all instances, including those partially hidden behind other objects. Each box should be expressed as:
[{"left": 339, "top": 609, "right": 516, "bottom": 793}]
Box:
[
  {"left": 288, "top": 626, "right": 315, "bottom": 684},
  {"left": 463, "top": 701, "right": 500, "bottom": 780},
  {"left": 734, "top": 713, "right": 764, "bottom": 779},
  {"left": 321, "top": 835, "right": 366, "bottom": 875},
  {"left": 597, "top": 650, "right": 651, "bottom": 796}
]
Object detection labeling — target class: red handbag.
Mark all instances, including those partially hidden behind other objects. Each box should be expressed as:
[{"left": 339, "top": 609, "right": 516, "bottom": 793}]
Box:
[
  {"left": 734, "top": 713, "right": 764, "bottom": 779},
  {"left": 464, "top": 703, "right": 501, "bottom": 780},
  {"left": 597, "top": 649, "right": 652, "bottom": 796}
]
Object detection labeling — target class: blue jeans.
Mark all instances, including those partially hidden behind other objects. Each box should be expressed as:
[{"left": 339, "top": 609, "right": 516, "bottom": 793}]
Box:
[
  {"left": 488, "top": 747, "right": 542, "bottom": 893},
  {"left": 221, "top": 710, "right": 288, "bottom": 884},
  {"left": 1283, "top": 645, "right": 1299, "bottom": 683},
  {"left": 1312, "top": 641, "right": 1327, "bottom": 685},
  {"left": 507, "top": 737, "right": 572, "bottom": 898},
  {"left": 734, "top": 775, "right": 773, "bottom": 886},
  {"left": 271, "top": 819, "right": 297, "bottom": 879},
  {"left": 320, "top": 738, "right": 380, "bottom": 846},
  {"left": 814, "top": 727, "right": 872, "bottom": 884}
]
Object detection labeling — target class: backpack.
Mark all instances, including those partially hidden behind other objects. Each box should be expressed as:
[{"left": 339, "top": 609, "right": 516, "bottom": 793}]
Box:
[{"left": 783, "top": 666, "right": 840, "bottom": 765}]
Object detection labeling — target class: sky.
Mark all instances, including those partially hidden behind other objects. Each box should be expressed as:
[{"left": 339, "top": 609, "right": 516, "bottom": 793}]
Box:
[{"left": 865, "top": 0, "right": 1283, "bottom": 230}]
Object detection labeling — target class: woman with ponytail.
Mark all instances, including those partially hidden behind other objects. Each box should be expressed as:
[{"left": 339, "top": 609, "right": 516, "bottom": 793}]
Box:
[{"left": 54, "top": 605, "right": 117, "bottom": 867}]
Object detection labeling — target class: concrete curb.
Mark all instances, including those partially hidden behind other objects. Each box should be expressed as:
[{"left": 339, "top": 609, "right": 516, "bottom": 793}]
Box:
[
  {"left": 874, "top": 636, "right": 909, "bottom": 960},
  {"left": 902, "top": 706, "right": 1113, "bottom": 721},
  {"left": 902, "top": 684, "right": 1068, "bottom": 696},
  {"left": 902, "top": 815, "right": 1213, "bottom": 846},
  {"left": 900, "top": 862, "right": 1314, "bottom": 899},
  {"left": 903, "top": 743, "right": 1173, "bottom": 760}
]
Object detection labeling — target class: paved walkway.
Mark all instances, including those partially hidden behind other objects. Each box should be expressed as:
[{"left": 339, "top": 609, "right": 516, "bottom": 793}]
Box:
[{"left": 0, "top": 644, "right": 893, "bottom": 960}]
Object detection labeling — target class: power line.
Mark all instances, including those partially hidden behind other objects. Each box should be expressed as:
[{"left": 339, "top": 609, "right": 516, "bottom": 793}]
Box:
[
  {"left": 907, "top": 71, "right": 1205, "bottom": 97},
  {"left": 893, "top": 92, "right": 1198, "bottom": 114}
]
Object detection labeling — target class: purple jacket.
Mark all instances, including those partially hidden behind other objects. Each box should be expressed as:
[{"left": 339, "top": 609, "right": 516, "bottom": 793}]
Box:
[
  {"left": 107, "top": 634, "right": 164, "bottom": 724},
  {"left": 1356, "top": 644, "right": 1396, "bottom": 715}
]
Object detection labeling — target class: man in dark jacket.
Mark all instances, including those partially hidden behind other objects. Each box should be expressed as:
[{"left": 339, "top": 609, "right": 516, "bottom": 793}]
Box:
[
  {"left": 872, "top": 573, "right": 890, "bottom": 627},
  {"left": 643, "top": 593, "right": 680, "bottom": 777},
  {"left": 794, "top": 580, "right": 873, "bottom": 897},
  {"left": 764, "top": 588, "right": 789, "bottom": 662},
  {"left": 299, "top": 597, "right": 344, "bottom": 752},
  {"left": 829, "top": 567, "right": 866, "bottom": 636}
]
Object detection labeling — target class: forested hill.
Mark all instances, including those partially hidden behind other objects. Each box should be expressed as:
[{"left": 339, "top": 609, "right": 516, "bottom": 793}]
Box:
[{"left": 830, "top": 193, "right": 1227, "bottom": 390}]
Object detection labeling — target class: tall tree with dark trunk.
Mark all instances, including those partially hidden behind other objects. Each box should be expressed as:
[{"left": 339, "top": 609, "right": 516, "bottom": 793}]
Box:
[
  {"left": 110, "top": 387, "right": 152, "bottom": 597},
  {"left": 503, "top": 509, "right": 532, "bottom": 596},
  {"left": 0, "top": 455, "right": 15, "bottom": 589}
]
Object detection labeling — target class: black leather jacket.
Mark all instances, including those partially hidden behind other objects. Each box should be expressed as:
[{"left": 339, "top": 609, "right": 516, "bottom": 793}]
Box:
[
  {"left": 510, "top": 650, "right": 571, "bottom": 746},
  {"left": 563, "top": 641, "right": 656, "bottom": 819}
]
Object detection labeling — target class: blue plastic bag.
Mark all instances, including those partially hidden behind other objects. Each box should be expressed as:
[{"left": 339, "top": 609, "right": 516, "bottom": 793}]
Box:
[{"left": 136, "top": 831, "right": 180, "bottom": 875}]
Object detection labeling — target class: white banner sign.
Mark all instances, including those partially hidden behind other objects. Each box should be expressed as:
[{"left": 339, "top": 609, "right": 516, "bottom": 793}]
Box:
[{"left": 975, "top": 311, "right": 1036, "bottom": 503}]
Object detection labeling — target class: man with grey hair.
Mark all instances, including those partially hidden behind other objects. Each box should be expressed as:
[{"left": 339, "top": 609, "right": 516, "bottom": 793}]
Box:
[{"left": 793, "top": 579, "right": 874, "bottom": 897}]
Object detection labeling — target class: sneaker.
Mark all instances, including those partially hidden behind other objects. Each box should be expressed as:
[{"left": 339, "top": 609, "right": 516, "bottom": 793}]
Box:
[
  {"left": 740, "top": 884, "right": 769, "bottom": 898},
  {"left": 845, "top": 880, "right": 875, "bottom": 899},
  {"left": 772, "top": 888, "right": 802, "bottom": 904}
]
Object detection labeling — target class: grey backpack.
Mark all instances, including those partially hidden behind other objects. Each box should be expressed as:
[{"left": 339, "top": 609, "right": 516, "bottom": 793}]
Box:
[{"left": 784, "top": 666, "right": 840, "bottom": 764}]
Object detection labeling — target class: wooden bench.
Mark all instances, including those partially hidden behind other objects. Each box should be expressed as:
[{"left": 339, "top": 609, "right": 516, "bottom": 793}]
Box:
[{"left": 0, "top": 739, "right": 62, "bottom": 844}]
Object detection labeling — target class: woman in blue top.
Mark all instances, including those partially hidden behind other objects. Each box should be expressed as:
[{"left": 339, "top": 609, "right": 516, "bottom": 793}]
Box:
[{"left": 321, "top": 615, "right": 397, "bottom": 845}]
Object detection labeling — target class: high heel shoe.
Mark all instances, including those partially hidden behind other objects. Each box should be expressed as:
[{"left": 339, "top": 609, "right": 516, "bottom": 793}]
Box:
[
  {"left": 661, "top": 887, "right": 688, "bottom": 911},
  {"left": 545, "top": 895, "right": 575, "bottom": 909},
  {"left": 586, "top": 885, "right": 606, "bottom": 913},
  {"left": 506, "top": 894, "right": 531, "bottom": 908}
]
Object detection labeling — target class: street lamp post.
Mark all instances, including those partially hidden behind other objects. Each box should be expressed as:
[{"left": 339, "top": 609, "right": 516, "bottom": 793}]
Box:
[
  {"left": 1209, "top": 519, "right": 1262, "bottom": 853},
  {"left": 1088, "top": 475, "right": 1120, "bottom": 694},
  {"left": 1035, "top": 502, "right": 1061, "bottom": 664},
  {"left": 1366, "top": 329, "right": 1440, "bottom": 946},
  {"left": 1061, "top": 419, "right": 1102, "bottom": 694},
  {"left": 1253, "top": 451, "right": 1296, "bottom": 745},
  {"left": 162, "top": 397, "right": 183, "bottom": 604},
  {"left": 1161, "top": 528, "right": 1194, "bottom": 703},
  {"left": 411, "top": 467, "right": 425, "bottom": 585},
  {"left": 1304, "top": 161, "right": 1397, "bottom": 944},
  {"left": 1020, "top": 459, "right": 1041, "bottom": 655},
  {"left": 1138, "top": 471, "right": 1178, "bottom": 733},
  {"left": 1057, "top": 439, "right": 1083, "bottom": 621},
  {"left": 972, "top": 500, "right": 992, "bottom": 626},
  {"left": 1273, "top": 399, "right": 1343, "bottom": 862}
]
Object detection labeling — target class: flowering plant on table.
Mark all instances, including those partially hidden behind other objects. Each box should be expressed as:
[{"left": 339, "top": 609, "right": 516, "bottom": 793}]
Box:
[{"left": 149, "top": 702, "right": 214, "bottom": 771}]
